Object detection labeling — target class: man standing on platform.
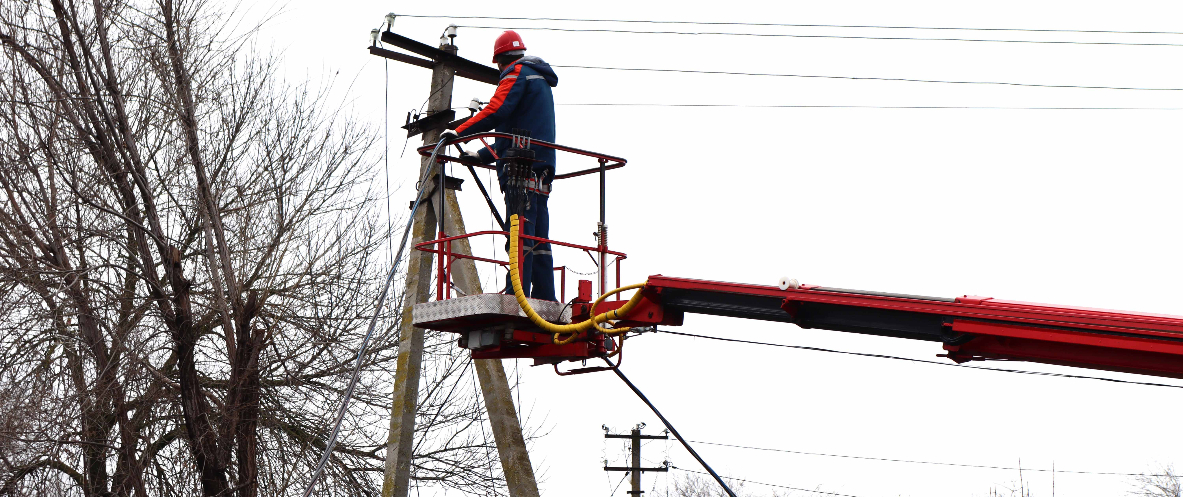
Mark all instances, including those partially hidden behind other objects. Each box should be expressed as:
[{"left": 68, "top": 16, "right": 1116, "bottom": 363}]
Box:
[{"left": 441, "top": 30, "right": 559, "bottom": 301}]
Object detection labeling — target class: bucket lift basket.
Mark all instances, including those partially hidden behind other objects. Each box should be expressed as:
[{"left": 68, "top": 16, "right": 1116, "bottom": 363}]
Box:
[{"left": 409, "top": 133, "right": 677, "bottom": 374}]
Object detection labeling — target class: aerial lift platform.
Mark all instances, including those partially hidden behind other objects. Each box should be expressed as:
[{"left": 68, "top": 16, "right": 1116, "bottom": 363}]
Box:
[{"left": 412, "top": 133, "right": 1182, "bottom": 379}]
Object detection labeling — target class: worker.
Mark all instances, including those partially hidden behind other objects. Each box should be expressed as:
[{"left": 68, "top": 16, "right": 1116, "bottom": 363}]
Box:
[{"left": 440, "top": 30, "right": 558, "bottom": 301}]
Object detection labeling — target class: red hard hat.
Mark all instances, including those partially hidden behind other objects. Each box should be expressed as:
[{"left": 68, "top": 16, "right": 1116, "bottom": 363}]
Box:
[{"left": 492, "top": 30, "right": 526, "bottom": 63}]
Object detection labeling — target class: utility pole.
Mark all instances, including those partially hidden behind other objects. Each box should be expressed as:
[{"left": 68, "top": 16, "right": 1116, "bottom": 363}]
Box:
[
  {"left": 379, "top": 37, "right": 451, "bottom": 498},
  {"left": 375, "top": 28, "right": 537, "bottom": 496},
  {"left": 604, "top": 424, "right": 669, "bottom": 497}
]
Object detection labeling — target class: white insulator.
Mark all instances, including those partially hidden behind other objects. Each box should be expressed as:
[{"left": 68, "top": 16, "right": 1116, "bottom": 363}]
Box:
[{"left": 779, "top": 277, "right": 800, "bottom": 291}]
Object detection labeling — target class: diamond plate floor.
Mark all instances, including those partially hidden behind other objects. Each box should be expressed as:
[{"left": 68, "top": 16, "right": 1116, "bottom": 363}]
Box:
[{"left": 412, "top": 293, "right": 571, "bottom": 334}]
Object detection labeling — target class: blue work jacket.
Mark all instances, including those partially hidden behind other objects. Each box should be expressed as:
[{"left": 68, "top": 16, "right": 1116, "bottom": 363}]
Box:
[{"left": 455, "top": 56, "right": 558, "bottom": 189}]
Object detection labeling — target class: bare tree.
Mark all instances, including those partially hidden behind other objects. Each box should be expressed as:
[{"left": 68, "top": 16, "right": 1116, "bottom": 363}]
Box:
[
  {"left": 987, "top": 460, "right": 1033, "bottom": 497},
  {"left": 1132, "top": 464, "right": 1182, "bottom": 497},
  {"left": 0, "top": 0, "right": 524, "bottom": 494},
  {"left": 665, "top": 471, "right": 747, "bottom": 497}
]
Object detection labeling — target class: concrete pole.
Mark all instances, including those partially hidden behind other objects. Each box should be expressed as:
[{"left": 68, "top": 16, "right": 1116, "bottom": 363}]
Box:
[
  {"left": 380, "top": 40, "right": 453, "bottom": 497},
  {"left": 443, "top": 192, "right": 539, "bottom": 497},
  {"left": 382, "top": 37, "right": 538, "bottom": 496}
]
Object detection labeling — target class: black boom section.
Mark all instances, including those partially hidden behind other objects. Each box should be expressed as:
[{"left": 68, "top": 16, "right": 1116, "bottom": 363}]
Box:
[
  {"left": 792, "top": 302, "right": 956, "bottom": 343},
  {"left": 660, "top": 287, "right": 958, "bottom": 343},
  {"left": 661, "top": 288, "right": 795, "bottom": 323}
]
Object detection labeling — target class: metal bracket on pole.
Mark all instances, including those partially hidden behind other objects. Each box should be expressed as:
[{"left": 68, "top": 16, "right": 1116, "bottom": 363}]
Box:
[
  {"left": 400, "top": 110, "right": 476, "bottom": 140},
  {"left": 379, "top": 31, "right": 500, "bottom": 85},
  {"left": 402, "top": 109, "right": 456, "bottom": 138},
  {"left": 408, "top": 175, "right": 464, "bottom": 210}
]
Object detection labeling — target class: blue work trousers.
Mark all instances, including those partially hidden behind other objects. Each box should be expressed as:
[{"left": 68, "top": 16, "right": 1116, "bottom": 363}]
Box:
[{"left": 506, "top": 191, "right": 556, "bottom": 301}]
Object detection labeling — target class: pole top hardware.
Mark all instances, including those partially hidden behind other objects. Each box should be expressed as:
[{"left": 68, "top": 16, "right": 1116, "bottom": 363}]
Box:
[{"left": 369, "top": 29, "right": 501, "bottom": 85}]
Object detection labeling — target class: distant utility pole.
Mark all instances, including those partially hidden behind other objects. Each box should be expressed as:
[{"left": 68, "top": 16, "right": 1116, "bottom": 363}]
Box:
[
  {"left": 604, "top": 424, "right": 669, "bottom": 497},
  {"left": 372, "top": 25, "right": 537, "bottom": 496}
]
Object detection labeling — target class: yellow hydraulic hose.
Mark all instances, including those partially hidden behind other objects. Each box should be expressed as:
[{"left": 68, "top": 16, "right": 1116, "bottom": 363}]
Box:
[
  {"left": 588, "top": 283, "right": 646, "bottom": 335},
  {"left": 507, "top": 214, "right": 648, "bottom": 345},
  {"left": 555, "top": 282, "right": 646, "bottom": 345}
]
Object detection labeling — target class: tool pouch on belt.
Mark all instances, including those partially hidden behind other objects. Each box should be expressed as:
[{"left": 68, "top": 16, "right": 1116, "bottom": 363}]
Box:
[
  {"left": 504, "top": 146, "right": 535, "bottom": 217},
  {"left": 504, "top": 129, "right": 551, "bottom": 216}
]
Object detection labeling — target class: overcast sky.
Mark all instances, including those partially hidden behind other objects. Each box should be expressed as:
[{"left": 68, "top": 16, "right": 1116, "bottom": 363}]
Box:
[{"left": 255, "top": 1, "right": 1182, "bottom": 495}]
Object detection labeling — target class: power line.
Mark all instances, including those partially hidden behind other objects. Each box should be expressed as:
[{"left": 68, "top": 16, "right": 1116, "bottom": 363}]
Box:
[
  {"left": 453, "top": 25, "right": 1183, "bottom": 47},
  {"left": 685, "top": 440, "right": 1184, "bottom": 478},
  {"left": 652, "top": 329, "right": 1184, "bottom": 389},
  {"left": 609, "top": 362, "right": 736, "bottom": 497},
  {"left": 552, "top": 64, "right": 1182, "bottom": 92},
  {"left": 611, "top": 471, "right": 630, "bottom": 495},
  {"left": 557, "top": 103, "right": 1182, "bottom": 110},
  {"left": 395, "top": 14, "right": 1184, "bottom": 36},
  {"left": 670, "top": 465, "right": 857, "bottom": 497}
]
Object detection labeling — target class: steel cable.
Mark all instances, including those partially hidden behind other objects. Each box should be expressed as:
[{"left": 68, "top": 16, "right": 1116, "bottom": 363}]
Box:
[
  {"left": 652, "top": 328, "right": 1183, "bottom": 388},
  {"left": 393, "top": 14, "right": 1182, "bottom": 36},
  {"left": 607, "top": 361, "right": 737, "bottom": 497},
  {"left": 453, "top": 24, "right": 1183, "bottom": 47},
  {"left": 683, "top": 440, "right": 1184, "bottom": 478},
  {"left": 556, "top": 103, "right": 1181, "bottom": 110},
  {"left": 552, "top": 64, "right": 1182, "bottom": 92},
  {"left": 303, "top": 136, "right": 450, "bottom": 496}
]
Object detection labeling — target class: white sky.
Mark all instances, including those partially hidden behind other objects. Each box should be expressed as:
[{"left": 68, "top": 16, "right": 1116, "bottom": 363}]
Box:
[{"left": 257, "top": 1, "right": 1182, "bottom": 495}]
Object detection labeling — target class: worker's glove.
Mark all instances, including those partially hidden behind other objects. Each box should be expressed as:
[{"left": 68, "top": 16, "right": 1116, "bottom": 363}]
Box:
[
  {"left": 439, "top": 129, "right": 459, "bottom": 143},
  {"left": 458, "top": 149, "right": 483, "bottom": 163}
]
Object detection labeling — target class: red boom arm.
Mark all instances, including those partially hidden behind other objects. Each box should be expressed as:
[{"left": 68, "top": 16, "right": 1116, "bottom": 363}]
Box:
[{"left": 607, "top": 275, "right": 1182, "bottom": 378}]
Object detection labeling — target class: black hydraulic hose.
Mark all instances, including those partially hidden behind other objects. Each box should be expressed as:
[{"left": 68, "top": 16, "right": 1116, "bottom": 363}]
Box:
[
  {"left": 451, "top": 144, "right": 506, "bottom": 232},
  {"left": 303, "top": 136, "right": 449, "bottom": 496},
  {"left": 605, "top": 359, "right": 737, "bottom": 497},
  {"left": 460, "top": 159, "right": 506, "bottom": 231},
  {"left": 468, "top": 164, "right": 506, "bottom": 230}
]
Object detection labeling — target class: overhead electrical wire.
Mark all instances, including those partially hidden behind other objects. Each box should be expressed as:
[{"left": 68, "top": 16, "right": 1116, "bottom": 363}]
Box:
[
  {"left": 557, "top": 103, "right": 1182, "bottom": 110},
  {"left": 551, "top": 64, "right": 1182, "bottom": 92},
  {"left": 670, "top": 466, "right": 857, "bottom": 497},
  {"left": 652, "top": 329, "right": 1183, "bottom": 389},
  {"left": 452, "top": 25, "right": 1183, "bottom": 47},
  {"left": 610, "top": 471, "right": 630, "bottom": 495},
  {"left": 684, "top": 440, "right": 1184, "bottom": 478},
  {"left": 394, "top": 14, "right": 1183, "bottom": 36},
  {"left": 608, "top": 361, "right": 737, "bottom": 497}
]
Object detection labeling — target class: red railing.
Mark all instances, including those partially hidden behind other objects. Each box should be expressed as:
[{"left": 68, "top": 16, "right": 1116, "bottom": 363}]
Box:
[
  {"left": 415, "top": 231, "right": 626, "bottom": 302},
  {"left": 414, "top": 132, "right": 630, "bottom": 302},
  {"left": 416, "top": 132, "right": 627, "bottom": 180}
]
